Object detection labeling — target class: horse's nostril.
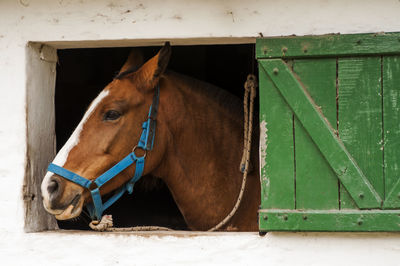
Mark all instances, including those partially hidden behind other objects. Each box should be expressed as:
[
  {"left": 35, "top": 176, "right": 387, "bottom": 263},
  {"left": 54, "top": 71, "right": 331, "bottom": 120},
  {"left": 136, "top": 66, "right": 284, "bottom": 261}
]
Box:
[{"left": 47, "top": 179, "right": 59, "bottom": 194}]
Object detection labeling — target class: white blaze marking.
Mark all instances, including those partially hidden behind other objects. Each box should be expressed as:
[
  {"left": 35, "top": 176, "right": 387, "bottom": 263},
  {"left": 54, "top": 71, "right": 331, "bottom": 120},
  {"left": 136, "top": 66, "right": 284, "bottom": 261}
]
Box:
[{"left": 41, "top": 90, "right": 109, "bottom": 201}]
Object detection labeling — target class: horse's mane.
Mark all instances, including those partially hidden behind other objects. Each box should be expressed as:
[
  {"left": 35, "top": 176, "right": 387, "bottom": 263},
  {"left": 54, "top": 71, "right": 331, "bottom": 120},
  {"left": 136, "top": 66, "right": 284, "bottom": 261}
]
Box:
[
  {"left": 167, "top": 71, "right": 243, "bottom": 120},
  {"left": 115, "top": 62, "right": 242, "bottom": 119}
]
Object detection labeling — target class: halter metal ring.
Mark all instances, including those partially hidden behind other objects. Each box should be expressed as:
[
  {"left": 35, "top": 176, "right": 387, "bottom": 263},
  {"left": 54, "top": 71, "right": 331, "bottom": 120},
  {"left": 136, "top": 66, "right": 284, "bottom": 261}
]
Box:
[{"left": 132, "top": 145, "right": 147, "bottom": 158}]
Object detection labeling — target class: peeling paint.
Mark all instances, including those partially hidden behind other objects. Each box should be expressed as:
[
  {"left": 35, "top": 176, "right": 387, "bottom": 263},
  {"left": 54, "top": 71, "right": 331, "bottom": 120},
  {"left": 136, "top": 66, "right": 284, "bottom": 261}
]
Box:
[
  {"left": 19, "top": 0, "right": 29, "bottom": 7},
  {"left": 226, "top": 11, "right": 235, "bottom": 22},
  {"left": 390, "top": 90, "right": 398, "bottom": 109},
  {"left": 136, "top": 3, "right": 145, "bottom": 9},
  {"left": 259, "top": 118, "right": 268, "bottom": 177},
  {"left": 107, "top": 2, "right": 116, "bottom": 8},
  {"left": 393, "top": 163, "right": 399, "bottom": 172},
  {"left": 172, "top": 14, "right": 182, "bottom": 20},
  {"left": 259, "top": 117, "right": 270, "bottom": 202}
]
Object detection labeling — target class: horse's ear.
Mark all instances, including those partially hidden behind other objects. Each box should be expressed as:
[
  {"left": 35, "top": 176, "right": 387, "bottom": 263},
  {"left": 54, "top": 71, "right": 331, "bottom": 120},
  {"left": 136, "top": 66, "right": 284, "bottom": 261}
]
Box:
[
  {"left": 118, "top": 48, "right": 145, "bottom": 75},
  {"left": 133, "top": 42, "right": 171, "bottom": 91},
  {"left": 153, "top": 42, "right": 171, "bottom": 78}
]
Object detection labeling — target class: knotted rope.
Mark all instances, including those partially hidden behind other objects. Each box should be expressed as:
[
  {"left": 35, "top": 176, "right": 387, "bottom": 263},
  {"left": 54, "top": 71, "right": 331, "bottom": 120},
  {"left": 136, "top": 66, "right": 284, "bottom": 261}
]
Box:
[
  {"left": 90, "top": 74, "right": 257, "bottom": 232},
  {"left": 89, "top": 215, "right": 113, "bottom": 231}
]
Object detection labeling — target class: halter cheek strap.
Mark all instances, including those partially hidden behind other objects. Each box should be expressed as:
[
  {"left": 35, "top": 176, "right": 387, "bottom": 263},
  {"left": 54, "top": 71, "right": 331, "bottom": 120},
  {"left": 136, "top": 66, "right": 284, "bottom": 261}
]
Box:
[{"left": 47, "top": 85, "right": 160, "bottom": 221}]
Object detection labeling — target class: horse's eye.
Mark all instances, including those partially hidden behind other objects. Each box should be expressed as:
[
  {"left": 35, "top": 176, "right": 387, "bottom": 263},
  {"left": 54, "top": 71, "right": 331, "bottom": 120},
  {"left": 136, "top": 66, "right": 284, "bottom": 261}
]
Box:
[{"left": 103, "top": 110, "right": 121, "bottom": 121}]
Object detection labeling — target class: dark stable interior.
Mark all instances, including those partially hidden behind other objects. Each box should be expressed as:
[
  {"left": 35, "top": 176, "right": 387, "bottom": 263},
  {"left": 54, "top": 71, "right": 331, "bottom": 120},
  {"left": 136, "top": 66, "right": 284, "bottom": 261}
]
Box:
[{"left": 55, "top": 43, "right": 256, "bottom": 230}]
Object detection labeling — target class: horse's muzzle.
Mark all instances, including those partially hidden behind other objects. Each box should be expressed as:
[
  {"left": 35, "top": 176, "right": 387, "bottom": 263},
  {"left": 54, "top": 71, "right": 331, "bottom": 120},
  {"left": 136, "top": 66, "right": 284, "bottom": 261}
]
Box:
[{"left": 42, "top": 175, "right": 84, "bottom": 220}]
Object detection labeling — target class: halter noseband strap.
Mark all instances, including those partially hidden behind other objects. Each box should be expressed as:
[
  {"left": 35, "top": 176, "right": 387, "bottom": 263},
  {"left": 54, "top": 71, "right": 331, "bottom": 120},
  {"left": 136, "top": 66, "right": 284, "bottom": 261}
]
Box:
[{"left": 47, "top": 85, "right": 160, "bottom": 221}]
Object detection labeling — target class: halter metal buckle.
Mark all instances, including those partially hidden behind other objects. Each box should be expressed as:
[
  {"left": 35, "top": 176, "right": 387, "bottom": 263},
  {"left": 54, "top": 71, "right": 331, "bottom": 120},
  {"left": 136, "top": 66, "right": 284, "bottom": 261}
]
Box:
[{"left": 132, "top": 145, "right": 147, "bottom": 158}]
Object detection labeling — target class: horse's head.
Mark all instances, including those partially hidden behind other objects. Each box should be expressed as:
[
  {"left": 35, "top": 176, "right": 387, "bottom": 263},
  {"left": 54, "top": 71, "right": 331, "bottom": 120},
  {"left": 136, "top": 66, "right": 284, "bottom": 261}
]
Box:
[{"left": 41, "top": 43, "right": 171, "bottom": 220}]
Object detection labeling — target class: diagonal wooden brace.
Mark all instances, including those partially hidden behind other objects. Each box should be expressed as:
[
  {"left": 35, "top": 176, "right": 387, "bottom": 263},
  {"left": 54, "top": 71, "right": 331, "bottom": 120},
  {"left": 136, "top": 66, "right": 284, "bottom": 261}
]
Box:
[{"left": 260, "top": 59, "right": 382, "bottom": 209}]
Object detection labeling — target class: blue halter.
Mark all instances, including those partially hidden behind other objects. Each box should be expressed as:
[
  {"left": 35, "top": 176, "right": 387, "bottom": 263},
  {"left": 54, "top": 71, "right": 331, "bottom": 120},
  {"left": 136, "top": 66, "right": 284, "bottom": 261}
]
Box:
[{"left": 47, "top": 85, "right": 160, "bottom": 221}]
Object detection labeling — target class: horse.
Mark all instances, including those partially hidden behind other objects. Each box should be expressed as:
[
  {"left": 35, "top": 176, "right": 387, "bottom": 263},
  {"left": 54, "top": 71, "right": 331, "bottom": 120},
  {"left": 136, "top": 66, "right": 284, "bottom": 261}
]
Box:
[{"left": 41, "top": 42, "right": 260, "bottom": 231}]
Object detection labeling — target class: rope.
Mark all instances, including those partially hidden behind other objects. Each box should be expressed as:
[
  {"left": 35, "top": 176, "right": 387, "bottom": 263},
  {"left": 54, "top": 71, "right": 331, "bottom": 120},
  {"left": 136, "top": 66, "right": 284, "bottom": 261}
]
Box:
[
  {"left": 208, "top": 74, "right": 257, "bottom": 231},
  {"left": 89, "top": 215, "right": 173, "bottom": 232},
  {"left": 89, "top": 74, "right": 257, "bottom": 232},
  {"left": 106, "top": 226, "right": 173, "bottom": 232}
]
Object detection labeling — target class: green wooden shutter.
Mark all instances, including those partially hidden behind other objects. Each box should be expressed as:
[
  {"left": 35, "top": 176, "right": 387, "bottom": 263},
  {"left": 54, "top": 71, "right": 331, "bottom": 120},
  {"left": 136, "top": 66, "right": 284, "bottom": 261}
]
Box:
[{"left": 257, "top": 33, "right": 400, "bottom": 232}]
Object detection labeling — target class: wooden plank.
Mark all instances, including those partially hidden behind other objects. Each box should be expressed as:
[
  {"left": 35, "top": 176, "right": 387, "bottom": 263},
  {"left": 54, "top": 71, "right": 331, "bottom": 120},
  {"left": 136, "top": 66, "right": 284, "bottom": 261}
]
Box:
[
  {"left": 257, "top": 32, "right": 400, "bottom": 59},
  {"left": 259, "top": 209, "right": 400, "bottom": 232},
  {"left": 292, "top": 59, "right": 339, "bottom": 210},
  {"left": 259, "top": 59, "right": 382, "bottom": 209},
  {"left": 259, "top": 61, "right": 295, "bottom": 209},
  {"left": 338, "top": 57, "right": 384, "bottom": 210},
  {"left": 382, "top": 56, "right": 400, "bottom": 208}
]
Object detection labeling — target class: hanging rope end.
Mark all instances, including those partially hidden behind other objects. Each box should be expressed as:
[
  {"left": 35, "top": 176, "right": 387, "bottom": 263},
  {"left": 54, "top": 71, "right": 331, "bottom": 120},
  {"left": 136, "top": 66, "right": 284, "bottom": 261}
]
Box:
[{"left": 210, "top": 73, "right": 257, "bottom": 231}]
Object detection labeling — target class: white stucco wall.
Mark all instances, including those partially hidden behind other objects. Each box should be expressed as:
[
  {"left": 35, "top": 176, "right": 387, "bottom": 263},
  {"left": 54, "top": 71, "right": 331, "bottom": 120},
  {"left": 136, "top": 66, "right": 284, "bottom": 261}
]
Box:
[{"left": 1, "top": 0, "right": 400, "bottom": 265}]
